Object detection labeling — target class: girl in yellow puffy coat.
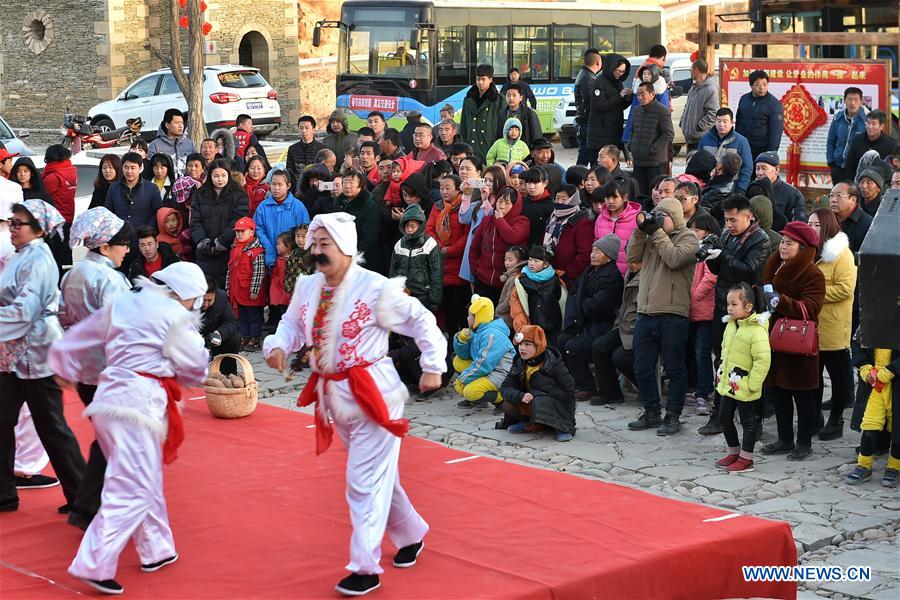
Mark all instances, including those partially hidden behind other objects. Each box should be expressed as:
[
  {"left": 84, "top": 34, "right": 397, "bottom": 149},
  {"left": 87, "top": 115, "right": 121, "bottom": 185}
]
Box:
[{"left": 714, "top": 283, "right": 772, "bottom": 473}]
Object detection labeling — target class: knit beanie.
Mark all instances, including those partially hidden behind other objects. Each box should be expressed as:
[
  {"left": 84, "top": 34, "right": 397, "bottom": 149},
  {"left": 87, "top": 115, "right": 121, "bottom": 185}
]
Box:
[
  {"left": 755, "top": 151, "right": 780, "bottom": 168},
  {"left": 593, "top": 233, "right": 621, "bottom": 261},
  {"left": 858, "top": 168, "right": 884, "bottom": 191},
  {"left": 514, "top": 325, "right": 547, "bottom": 356}
]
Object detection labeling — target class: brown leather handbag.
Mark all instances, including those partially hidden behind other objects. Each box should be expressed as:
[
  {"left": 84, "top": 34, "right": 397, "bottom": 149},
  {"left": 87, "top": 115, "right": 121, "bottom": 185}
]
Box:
[{"left": 769, "top": 302, "right": 818, "bottom": 356}]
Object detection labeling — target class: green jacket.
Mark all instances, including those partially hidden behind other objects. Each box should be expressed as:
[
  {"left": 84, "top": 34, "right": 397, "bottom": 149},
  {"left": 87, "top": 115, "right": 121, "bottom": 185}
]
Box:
[
  {"left": 389, "top": 204, "right": 443, "bottom": 308},
  {"left": 460, "top": 85, "right": 506, "bottom": 163},
  {"left": 715, "top": 312, "right": 771, "bottom": 401}
]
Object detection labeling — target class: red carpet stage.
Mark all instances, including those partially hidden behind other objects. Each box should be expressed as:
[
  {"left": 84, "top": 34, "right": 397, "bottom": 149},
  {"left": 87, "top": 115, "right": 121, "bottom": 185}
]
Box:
[{"left": 2, "top": 391, "right": 796, "bottom": 599}]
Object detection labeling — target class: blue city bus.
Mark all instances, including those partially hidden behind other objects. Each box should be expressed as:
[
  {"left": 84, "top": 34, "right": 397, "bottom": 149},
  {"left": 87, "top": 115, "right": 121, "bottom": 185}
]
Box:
[{"left": 313, "top": 0, "right": 664, "bottom": 132}]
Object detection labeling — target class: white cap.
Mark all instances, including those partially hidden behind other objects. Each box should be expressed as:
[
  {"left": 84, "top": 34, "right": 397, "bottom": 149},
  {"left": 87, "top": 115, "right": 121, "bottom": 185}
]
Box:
[
  {"left": 153, "top": 262, "right": 207, "bottom": 309},
  {"left": 306, "top": 212, "right": 357, "bottom": 256}
]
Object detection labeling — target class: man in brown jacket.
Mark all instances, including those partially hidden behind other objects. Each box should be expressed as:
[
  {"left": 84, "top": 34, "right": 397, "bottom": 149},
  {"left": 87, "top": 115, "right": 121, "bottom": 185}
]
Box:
[{"left": 626, "top": 197, "right": 699, "bottom": 435}]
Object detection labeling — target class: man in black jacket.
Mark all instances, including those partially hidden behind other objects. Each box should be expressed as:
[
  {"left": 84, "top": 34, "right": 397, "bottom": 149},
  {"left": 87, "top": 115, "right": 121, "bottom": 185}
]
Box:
[
  {"left": 200, "top": 275, "right": 241, "bottom": 375},
  {"left": 630, "top": 82, "right": 675, "bottom": 203},
  {"left": 700, "top": 152, "right": 741, "bottom": 224},
  {"left": 598, "top": 145, "right": 639, "bottom": 202},
  {"left": 499, "top": 67, "right": 537, "bottom": 109},
  {"left": 844, "top": 111, "right": 895, "bottom": 181},
  {"left": 574, "top": 48, "right": 601, "bottom": 167},
  {"left": 754, "top": 152, "right": 805, "bottom": 222},
  {"left": 128, "top": 226, "right": 180, "bottom": 281},
  {"left": 700, "top": 195, "right": 770, "bottom": 435},
  {"left": 286, "top": 115, "right": 326, "bottom": 192},
  {"left": 587, "top": 53, "right": 631, "bottom": 161},
  {"left": 735, "top": 70, "right": 784, "bottom": 161}
]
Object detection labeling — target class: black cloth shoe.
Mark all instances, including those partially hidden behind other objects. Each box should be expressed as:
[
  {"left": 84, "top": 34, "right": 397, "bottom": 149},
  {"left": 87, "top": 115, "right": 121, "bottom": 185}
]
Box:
[
  {"left": 457, "top": 398, "right": 486, "bottom": 408},
  {"left": 656, "top": 414, "right": 682, "bottom": 436},
  {"left": 141, "top": 554, "right": 178, "bottom": 572},
  {"left": 83, "top": 578, "right": 124, "bottom": 595},
  {"left": 393, "top": 541, "right": 424, "bottom": 568},
  {"left": 698, "top": 411, "right": 723, "bottom": 435},
  {"left": 786, "top": 445, "right": 812, "bottom": 461},
  {"left": 591, "top": 396, "right": 625, "bottom": 406},
  {"left": 15, "top": 474, "right": 59, "bottom": 489},
  {"left": 821, "top": 399, "right": 832, "bottom": 410},
  {"left": 628, "top": 411, "right": 662, "bottom": 431},
  {"left": 67, "top": 510, "right": 93, "bottom": 531},
  {"left": 336, "top": 573, "right": 380, "bottom": 596},
  {"left": 761, "top": 440, "right": 795, "bottom": 455},
  {"left": 0, "top": 497, "right": 19, "bottom": 512},
  {"left": 57, "top": 503, "right": 71, "bottom": 514},
  {"left": 818, "top": 419, "right": 843, "bottom": 441}
]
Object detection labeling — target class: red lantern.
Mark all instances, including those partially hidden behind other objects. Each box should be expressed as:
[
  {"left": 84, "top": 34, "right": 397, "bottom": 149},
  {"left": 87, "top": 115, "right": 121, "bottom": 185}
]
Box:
[
  {"left": 200, "top": 1, "right": 208, "bottom": 11},
  {"left": 179, "top": 15, "right": 189, "bottom": 28},
  {"left": 202, "top": 22, "right": 213, "bottom": 36},
  {"left": 178, "top": 0, "right": 187, "bottom": 7}
]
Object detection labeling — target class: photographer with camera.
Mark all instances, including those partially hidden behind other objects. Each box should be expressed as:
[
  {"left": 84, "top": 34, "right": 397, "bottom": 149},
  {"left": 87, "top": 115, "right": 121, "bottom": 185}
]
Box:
[
  {"left": 698, "top": 194, "right": 771, "bottom": 435},
  {"left": 200, "top": 275, "right": 241, "bottom": 375},
  {"left": 626, "top": 198, "right": 699, "bottom": 435}
]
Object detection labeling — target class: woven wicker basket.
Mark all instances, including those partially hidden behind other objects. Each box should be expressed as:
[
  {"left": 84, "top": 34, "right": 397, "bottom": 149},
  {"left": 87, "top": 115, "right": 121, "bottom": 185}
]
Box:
[{"left": 204, "top": 353, "right": 258, "bottom": 418}]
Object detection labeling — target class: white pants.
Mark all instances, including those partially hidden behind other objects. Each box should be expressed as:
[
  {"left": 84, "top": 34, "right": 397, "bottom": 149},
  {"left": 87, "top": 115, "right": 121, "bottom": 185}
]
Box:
[
  {"left": 14, "top": 405, "right": 49, "bottom": 475},
  {"left": 68, "top": 415, "right": 175, "bottom": 581},
  {"left": 335, "top": 416, "right": 429, "bottom": 575}
]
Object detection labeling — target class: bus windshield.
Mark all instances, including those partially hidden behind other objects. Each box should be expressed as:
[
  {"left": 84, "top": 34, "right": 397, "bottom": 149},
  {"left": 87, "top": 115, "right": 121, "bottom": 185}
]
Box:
[{"left": 340, "top": 5, "right": 430, "bottom": 80}]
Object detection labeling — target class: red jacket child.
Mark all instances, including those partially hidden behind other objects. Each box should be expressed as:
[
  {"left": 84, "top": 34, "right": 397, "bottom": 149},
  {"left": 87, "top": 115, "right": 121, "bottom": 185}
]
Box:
[
  {"left": 269, "top": 254, "right": 292, "bottom": 306},
  {"left": 227, "top": 216, "right": 268, "bottom": 311},
  {"left": 42, "top": 159, "right": 78, "bottom": 222}
]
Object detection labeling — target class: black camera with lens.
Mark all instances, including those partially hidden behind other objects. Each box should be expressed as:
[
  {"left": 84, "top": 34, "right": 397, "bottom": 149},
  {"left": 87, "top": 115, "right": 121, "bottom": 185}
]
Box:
[
  {"left": 695, "top": 233, "right": 723, "bottom": 261},
  {"left": 636, "top": 210, "right": 665, "bottom": 228}
]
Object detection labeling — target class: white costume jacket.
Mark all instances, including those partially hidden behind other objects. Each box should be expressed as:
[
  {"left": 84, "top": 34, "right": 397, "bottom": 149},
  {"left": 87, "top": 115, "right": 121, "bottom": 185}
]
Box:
[
  {"left": 59, "top": 252, "right": 132, "bottom": 385},
  {"left": 263, "top": 264, "right": 447, "bottom": 423},
  {"left": 48, "top": 283, "right": 209, "bottom": 439}
]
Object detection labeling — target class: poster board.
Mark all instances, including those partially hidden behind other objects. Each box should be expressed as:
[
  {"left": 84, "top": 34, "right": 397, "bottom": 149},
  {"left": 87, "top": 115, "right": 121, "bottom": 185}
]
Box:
[{"left": 719, "top": 59, "right": 892, "bottom": 188}]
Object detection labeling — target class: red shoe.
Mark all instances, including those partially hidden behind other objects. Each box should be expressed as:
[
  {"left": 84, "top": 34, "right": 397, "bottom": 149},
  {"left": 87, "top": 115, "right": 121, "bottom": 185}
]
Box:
[
  {"left": 727, "top": 457, "right": 754, "bottom": 472},
  {"left": 716, "top": 454, "right": 739, "bottom": 469}
]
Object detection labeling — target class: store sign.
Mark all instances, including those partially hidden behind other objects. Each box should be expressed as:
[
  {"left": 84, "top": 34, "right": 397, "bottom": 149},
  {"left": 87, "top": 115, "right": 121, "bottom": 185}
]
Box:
[
  {"left": 348, "top": 95, "right": 399, "bottom": 113},
  {"left": 719, "top": 59, "right": 892, "bottom": 187}
]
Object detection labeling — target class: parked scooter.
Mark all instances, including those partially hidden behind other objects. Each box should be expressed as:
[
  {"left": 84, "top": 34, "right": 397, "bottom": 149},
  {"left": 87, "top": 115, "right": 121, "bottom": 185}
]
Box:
[{"left": 61, "top": 112, "right": 143, "bottom": 153}]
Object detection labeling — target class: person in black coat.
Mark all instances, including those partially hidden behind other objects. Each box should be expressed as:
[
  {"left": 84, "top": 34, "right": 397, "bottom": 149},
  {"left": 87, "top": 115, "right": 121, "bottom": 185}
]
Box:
[
  {"left": 10, "top": 157, "right": 53, "bottom": 202},
  {"left": 735, "top": 70, "right": 784, "bottom": 161},
  {"left": 586, "top": 53, "right": 632, "bottom": 157},
  {"left": 200, "top": 276, "right": 241, "bottom": 376},
  {"left": 842, "top": 111, "right": 895, "bottom": 181},
  {"left": 286, "top": 115, "right": 327, "bottom": 193},
  {"left": 298, "top": 162, "right": 336, "bottom": 218},
  {"left": 499, "top": 325, "right": 577, "bottom": 441},
  {"left": 128, "top": 226, "right": 181, "bottom": 281},
  {"left": 629, "top": 82, "right": 675, "bottom": 202},
  {"left": 559, "top": 235, "right": 624, "bottom": 400},
  {"left": 190, "top": 158, "right": 250, "bottom": 288},
  {"left": 574, "top": 49, "right": 602, "bottom": 166}
]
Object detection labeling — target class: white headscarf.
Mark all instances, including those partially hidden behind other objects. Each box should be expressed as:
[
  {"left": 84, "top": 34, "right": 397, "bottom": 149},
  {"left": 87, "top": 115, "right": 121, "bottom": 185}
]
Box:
[
  {"left": 305, "top": 211, "right": 357, "bottom": 256},
  {"left": 152, "top": 262, "right": 208, "bottom": 310}
]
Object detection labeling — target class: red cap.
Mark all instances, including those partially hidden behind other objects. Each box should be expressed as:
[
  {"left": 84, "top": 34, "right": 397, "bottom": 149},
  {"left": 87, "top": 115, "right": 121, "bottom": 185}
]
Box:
[
  {"left": 0, "top": 149, "right": 20, "bottom": 162},
  {"left": 234, "top": 216, "right": 256, "bottom": 231},
  {"left": 780, "top": 221, "right": 819, "bottom": 249}
]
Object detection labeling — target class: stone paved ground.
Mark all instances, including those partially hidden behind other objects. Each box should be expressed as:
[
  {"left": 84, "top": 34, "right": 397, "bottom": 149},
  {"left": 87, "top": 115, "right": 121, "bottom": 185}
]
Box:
[{"left": 235, "top": 350, "right": 899, "bottom": 599}]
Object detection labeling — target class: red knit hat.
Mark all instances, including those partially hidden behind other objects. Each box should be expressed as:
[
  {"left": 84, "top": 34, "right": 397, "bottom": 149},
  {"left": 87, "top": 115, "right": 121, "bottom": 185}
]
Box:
[
  {"left": 234, "top": 216, "right": 256, "bottom": 231},
  {"left": 780, "top": 221, "right": 818, "bottom": 249}
]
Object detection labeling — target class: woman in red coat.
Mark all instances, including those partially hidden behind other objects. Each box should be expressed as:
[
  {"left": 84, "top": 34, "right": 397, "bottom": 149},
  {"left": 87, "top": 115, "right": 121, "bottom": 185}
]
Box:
[
  {"left": 243, "top": 156, "right": 270, "bottom": 217},
  {"left": 469, "top": 186, "right": 530, "bottom": 305},
  {"left": 426, "top": 173, "right": 470, "bottom": 335},
  {"left": 41, "top": 144, "right": 78, "bottom": 277},
  {"left": 544, "top": 184, "right": 594, "bottom": 287},
  {"left": 761, "top": 222, "right": 826, "bottom": 461}
]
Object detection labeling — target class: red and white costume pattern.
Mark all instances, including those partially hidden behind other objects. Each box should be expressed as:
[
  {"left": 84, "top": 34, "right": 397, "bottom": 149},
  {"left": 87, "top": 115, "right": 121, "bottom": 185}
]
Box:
[{"left": 264, "top": 262, "right": 447, "bottom": 575}]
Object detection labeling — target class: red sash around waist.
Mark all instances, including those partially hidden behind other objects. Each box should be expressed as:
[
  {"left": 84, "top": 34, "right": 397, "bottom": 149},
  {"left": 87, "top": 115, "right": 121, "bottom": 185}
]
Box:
[
  {"left": 298, "top": 360, "right": 409, "bottom": 455},
  {"left": 138, "top": 372, "right": 184, "bottom": 465}
]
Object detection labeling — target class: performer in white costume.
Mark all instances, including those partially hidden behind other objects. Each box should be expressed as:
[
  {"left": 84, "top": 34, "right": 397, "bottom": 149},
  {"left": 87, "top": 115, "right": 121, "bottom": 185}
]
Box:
[
  {"left": 264, "top": 211, "right": 447, "bottom": 597},
  {"left": 59, "top": 207, "right": 133, "bottom": 529},
  {"left": 48, "top": 262, "right": 209, "bottom": 595}
]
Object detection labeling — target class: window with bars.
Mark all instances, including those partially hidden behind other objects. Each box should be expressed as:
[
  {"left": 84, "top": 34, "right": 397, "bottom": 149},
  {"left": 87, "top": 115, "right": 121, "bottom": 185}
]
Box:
[
  {"left": 512, "top": 26, "right": 549, "bottom": 81},
  {"left": 553, "top": 25, "right": 590, "bottom": 81},
  {"left": 474, "top": 26, "right": 509, "bottom": 75}
]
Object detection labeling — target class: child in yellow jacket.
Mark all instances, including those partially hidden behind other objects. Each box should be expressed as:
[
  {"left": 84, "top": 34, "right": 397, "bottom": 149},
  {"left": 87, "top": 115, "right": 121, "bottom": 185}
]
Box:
[
  {"left": 846, "top": 347, "right": 898, "bottom": 487},
  {"left": 714, "top": 283, "right": 771, "bottom": 473}
]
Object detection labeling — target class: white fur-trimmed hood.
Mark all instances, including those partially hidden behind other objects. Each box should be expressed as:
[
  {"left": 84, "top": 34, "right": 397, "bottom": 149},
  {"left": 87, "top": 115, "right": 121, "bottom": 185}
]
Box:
[
  {"left": 722, "top": 311, "right": 771, "bottom": 326},
  {"left": 819, "top": 231, "right": 850, "bottom": 264}
]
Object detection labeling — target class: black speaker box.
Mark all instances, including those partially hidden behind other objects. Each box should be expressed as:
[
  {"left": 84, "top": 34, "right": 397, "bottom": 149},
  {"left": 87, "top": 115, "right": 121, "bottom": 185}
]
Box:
[{"left": 858, "top": 189, "right": 900, "bottom": 349}]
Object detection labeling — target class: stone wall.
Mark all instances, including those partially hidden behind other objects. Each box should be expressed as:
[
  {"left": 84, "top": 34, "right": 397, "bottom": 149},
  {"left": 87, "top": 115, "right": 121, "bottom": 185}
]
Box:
[{"left": 0, "top": 0, "right": 109, "bottom": 128}]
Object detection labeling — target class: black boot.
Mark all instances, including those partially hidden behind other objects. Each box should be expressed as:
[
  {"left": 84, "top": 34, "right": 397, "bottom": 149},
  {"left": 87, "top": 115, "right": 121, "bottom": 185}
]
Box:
[
  {"left": 818, "top": 417, "right": 844, "bottom": 441},
  {"left": 628, "top": 410, "right": 662, "bottom": 431},
  {"left": 698, "top": 409, "right": 723, "bottom": 435}
]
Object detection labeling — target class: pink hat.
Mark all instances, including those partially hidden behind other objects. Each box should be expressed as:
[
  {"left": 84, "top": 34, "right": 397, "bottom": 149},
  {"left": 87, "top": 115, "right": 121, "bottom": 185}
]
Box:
[{"left": 780, "top": 221, "right": 819, "bottom": 249}]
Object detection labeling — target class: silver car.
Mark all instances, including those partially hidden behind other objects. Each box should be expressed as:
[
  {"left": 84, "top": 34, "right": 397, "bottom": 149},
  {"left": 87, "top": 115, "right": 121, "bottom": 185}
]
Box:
[{"left": 0, "top": 115, "right": 35, "bottom": 156}]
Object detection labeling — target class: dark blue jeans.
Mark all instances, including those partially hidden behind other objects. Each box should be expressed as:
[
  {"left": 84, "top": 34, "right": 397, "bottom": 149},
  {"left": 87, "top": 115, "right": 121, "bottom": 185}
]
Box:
[
  {"left": 576, "top": 123, "right": 592, "bottom": 167},
  {"left": 691, "top": 320, "right": 715, "bottom": 400},
  {"left": 633, "top": 313, "right": 689, "bottom": 416},
  {"left": 238, "top": 305, "right": 263, "bottom": 337}
]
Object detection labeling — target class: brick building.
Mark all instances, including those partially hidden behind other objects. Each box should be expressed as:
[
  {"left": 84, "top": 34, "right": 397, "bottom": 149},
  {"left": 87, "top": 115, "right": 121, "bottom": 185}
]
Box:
[{"left": 0, "top": 0, "right": 303, "bottom": 132}]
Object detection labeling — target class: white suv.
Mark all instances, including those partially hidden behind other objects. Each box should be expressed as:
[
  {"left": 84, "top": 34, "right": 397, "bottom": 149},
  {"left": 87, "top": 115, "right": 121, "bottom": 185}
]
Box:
[{"left": 88, "top": 64, "right": 281, "bottom": 138}]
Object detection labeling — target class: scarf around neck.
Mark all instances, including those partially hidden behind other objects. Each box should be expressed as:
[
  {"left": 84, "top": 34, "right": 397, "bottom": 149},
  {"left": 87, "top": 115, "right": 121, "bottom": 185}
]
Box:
[
  {"left": 436, "top": 194, "right": 462, "bottom": 245},
  {"left": 542, "top": 191, "right": 581, "bottom": 250},
  {"left": 523, "top": 265, "right": 555, "bottom": 282}
]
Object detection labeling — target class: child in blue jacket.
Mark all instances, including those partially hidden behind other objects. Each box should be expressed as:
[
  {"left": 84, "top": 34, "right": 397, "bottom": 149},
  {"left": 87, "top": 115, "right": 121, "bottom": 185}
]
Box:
[{"left": 452, "top": 295, "right": 515, "bottom": 409}]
